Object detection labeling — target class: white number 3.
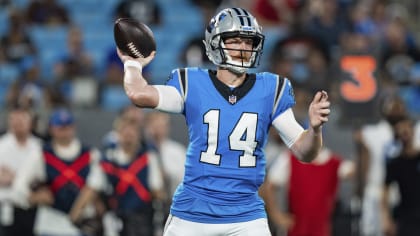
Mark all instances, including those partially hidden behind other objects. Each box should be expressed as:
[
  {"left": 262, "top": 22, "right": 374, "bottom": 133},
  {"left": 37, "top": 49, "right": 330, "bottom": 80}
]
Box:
[{"left": 200, "top": 110, "right": 258, "bottom": 167}]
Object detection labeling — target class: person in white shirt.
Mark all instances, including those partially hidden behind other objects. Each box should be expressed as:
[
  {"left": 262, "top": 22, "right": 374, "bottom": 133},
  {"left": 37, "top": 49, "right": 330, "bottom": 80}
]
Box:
[
  {"left": 0, "top": 106, "right": 43, "bottom": 236},
  {"left": 354, "top": 95, "right": 420, "bottom": 236},
  {"left": 143, "top": 111, "right": 187, "bottom": 235},
  {"left": 144, "top": 111, "right": 186, "bottom": 198},
  {"left": 12, "top": 107, "right": 106, "bottom": 236}
]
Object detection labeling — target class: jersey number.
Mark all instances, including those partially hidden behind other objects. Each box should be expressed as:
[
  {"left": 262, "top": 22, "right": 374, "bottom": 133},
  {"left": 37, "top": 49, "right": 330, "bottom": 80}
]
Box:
[
  {"left": 200, "top": 110, "right": 258, "bottom": 167},
  {"left": 340, "top": 55, "right": 377, "bottom": 102}
]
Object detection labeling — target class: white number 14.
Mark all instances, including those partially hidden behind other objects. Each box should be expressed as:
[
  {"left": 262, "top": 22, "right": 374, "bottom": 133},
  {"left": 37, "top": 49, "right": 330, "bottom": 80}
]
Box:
[{"left": 200, "top": 110, "right": 258, "bottom": 167}]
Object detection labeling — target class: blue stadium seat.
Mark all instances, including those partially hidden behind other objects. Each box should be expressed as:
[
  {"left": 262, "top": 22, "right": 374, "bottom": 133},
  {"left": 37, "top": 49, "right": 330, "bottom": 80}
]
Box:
[
  {"left": 100, "top": 85, "right": 131, "bottom": 111},
  {"left": 69, "top": 10, "right": 113, "bottom": 33},
  {"left": 159, "top": 0, "right": 203, "bottom": 35},
  {"left": 0, "top": 8, "right": 9, "bottom": 38},
  {"left": 83, "top": 30, "right": 114, "bottom": 76},
  {"left": 28, "top": 25, "right": 69, "bottom": 51},
  {"left": 399, "top": 85, "right": 420, "bottom": 116},
  {"left": 65, "top": 0, "right": 119, "bottom": 12},
  {"left": 258, "top": 27, "right": 289, "bottom": 71},
  {"left": 38, "top": 49, "right": 62, "bottom": 80},
  {"left": 10, "top": 0, "right": 30, "bottom": 9},
  {"left": 0, "top": 80, "right": 12, "bottom": 107},
  {"left": 29, "top": 25, "right": 98, "bottom": 80},
  {"left": 0, "top": 63, "right": 20, "bottom": 84},
  {"left": 0, "top": 62, "right": 19, "bottom": 107}
]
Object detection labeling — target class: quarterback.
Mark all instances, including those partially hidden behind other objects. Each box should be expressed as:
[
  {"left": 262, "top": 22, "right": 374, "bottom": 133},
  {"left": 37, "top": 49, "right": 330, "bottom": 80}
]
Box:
[{"left": 118, "top": 7, "right": 330, "bottom": 236}]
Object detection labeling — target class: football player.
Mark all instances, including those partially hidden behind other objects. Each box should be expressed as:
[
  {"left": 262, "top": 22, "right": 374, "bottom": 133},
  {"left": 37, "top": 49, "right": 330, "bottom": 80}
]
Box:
[{"left": 117, "top": 7, "right": 330, "bottom": 236}]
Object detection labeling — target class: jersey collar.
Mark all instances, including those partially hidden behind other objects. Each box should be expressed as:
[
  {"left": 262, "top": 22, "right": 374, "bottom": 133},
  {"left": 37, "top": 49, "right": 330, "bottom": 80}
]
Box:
[{"left": 208, "top": 70, "right": 256, "bottom": 105}]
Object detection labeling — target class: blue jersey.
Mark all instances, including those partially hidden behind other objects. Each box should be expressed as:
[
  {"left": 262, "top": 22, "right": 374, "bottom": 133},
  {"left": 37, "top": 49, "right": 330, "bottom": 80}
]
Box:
[{"left": 166, "top": 68, "right": 295, "bottom": 223}]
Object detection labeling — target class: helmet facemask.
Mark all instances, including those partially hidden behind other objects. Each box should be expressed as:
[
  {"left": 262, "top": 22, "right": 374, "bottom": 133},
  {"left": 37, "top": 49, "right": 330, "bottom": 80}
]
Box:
[{"left": 204, "top": 8, "right": 265, "bottom": 74}]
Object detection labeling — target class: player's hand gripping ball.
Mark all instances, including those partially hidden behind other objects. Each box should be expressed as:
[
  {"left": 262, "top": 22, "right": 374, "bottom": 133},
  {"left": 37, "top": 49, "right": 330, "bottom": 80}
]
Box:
[{"left": 114, "top": 18, "right": 156, "bottom": 58}]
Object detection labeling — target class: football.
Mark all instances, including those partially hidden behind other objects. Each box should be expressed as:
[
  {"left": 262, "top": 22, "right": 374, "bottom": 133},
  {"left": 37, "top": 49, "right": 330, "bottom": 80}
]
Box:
[{"left": 114, "top": 18, "right": 156, "bottom": 58}]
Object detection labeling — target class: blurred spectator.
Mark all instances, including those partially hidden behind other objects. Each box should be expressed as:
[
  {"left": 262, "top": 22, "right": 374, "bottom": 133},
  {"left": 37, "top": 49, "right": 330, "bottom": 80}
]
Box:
[
  {"left": 12, "top": 108, "right": 106, "bottom": 236},
  {"left": 101, "top": 53, "right": 124, "bottom": 86},
  {"left": 380, "top": 19, "right": 420, "bottom": 85},
  {"left": 102, "top": 105, "right": 145, "bottom": 150},
  {"left": 415, "top": 120, "right": 420, "bottom": 148},
  {"left": 352, "top": 94, "right": 413, "bottom": 236},
  {"left": 348, "top": 0, "right": 387, "bottom": 51},
  {"left": 381, "top": 117, "right": 420, "bottom": 236},
  {"left": 0, "top": 106, "right": 43, "bottom": 236},
  {"left": 6, "top": 56, "right": 51, "bottom": 110},
  {"left": 179, "top": 37, "right": 212, "bottom": 68},
  {"left": 303, "top": 46, "right": 333, "bottom": 94},
  {"left": 25, "top": 0, "right": 69, "bottom": 26},
  {"left": 0, "top": 0, "right": 10, "bottom": 7},
  {"left": 264, "top": 147, "right": 354, "bottom": 236},
  {"left": 268, "top": 33, "right": 331, "bottom": 93},
  {"left": 114, "top": 0, "right": 161, "bottom": 26},
  {"left": 0, "top": 8, "right": 36, "bottom": 64},
  {"left": 144, "top": 111, "right": 186, "bottom": 198},
  {"left": 4, "top": 56, "right": 59, "bottom": 140},
  {"left": 52, "top": 26, "right": 97, "bottom": 107},
  {"left": 264, "top": 127, "right": 287, "bottom": 170},
  {"left": 54, "top": 26, "right": 94, "bottom": 80},
  {"left": 101, "top": 115, "right": 164, "bottom": 236},
  {"left": 303, "top": 0, "right": 350, "bottom": 55}
]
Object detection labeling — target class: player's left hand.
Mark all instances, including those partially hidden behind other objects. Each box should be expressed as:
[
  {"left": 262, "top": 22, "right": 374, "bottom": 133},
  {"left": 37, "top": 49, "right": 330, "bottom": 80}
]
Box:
[{"left": 308, "top": 90, "right": 330, "bottom": 132}]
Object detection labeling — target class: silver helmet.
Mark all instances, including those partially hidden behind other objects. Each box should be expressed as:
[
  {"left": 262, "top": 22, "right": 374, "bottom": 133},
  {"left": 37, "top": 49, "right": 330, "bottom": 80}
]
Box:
[{"left": 203, "top": 8, "right": 265, "bottom": 74}]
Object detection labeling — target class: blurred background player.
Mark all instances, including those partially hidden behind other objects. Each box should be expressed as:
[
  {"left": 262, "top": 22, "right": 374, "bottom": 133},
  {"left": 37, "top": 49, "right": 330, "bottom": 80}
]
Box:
[
  {"left": 12, "top": 108, "right": 105, "bottom": 236},
  {"left": 380, "top": 117, "right": 420, "bottom": 236},
  {"left": 100, "top": 115, "right": 164, "bottom": 236},
  {"left": 353, "top": 95, "right": 416, "bottom": 236}
]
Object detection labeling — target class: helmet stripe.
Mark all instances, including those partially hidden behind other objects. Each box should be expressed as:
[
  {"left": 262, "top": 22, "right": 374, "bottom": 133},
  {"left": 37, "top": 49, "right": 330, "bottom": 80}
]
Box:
[
  {"left": 240, "top": 8, "right": 252, "bottom": 26},
  {"left": 232, "top": 8, "right": 245, "bottom": 26}
]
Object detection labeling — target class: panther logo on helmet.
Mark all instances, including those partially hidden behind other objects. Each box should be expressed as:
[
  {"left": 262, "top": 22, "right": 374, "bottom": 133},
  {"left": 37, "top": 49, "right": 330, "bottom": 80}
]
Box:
[{"left": 203, "top": 8, "right": 265, "bottom": 74}]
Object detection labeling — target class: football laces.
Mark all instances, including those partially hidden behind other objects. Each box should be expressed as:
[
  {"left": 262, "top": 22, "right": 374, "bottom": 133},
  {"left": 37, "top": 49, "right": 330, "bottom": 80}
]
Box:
[{"left": 127, "top": 42, "right": 144, "bottom": 58}]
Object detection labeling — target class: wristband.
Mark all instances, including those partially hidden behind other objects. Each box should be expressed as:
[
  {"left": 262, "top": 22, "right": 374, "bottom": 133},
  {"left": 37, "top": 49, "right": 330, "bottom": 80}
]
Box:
[{"left": 124, "top": 60, "right": 142, "bottom": 73}]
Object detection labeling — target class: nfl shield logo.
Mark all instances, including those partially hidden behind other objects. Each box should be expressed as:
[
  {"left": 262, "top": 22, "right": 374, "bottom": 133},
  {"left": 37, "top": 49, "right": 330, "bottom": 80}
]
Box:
[{"left": 228, "top": 95, "right": 237, "bottom": 104}]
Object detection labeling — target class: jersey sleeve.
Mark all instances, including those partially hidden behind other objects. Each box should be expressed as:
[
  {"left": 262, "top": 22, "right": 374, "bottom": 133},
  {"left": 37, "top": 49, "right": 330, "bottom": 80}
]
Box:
[
  {"left": 272, "top": 78, "right": 296, "bottom": 120},
  {"left": 165, "top": 68, "right": 187, "bottom": 100}
]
